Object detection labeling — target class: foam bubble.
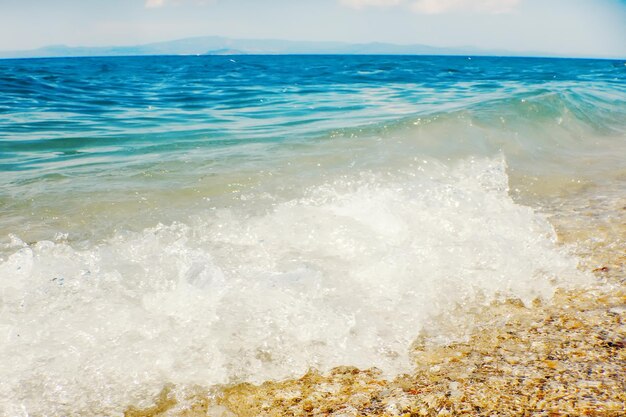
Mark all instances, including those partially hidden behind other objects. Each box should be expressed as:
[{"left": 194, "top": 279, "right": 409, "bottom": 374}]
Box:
[{"left": 0, "top": 157, "right": 589, "bottom": 415}]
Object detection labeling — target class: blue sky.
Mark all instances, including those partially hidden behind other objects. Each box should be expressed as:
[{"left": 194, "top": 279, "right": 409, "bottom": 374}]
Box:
[{"left": 1, "top": 0, "right": 625, "bottom": 57}]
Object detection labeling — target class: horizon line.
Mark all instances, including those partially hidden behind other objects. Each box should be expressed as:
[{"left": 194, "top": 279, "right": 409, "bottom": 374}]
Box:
[
  {"left": 1, "top": 35, "right": 624, "bottom": 61},
  {"left": 1, "top": 53, "right": 624, "bottom": 62}
]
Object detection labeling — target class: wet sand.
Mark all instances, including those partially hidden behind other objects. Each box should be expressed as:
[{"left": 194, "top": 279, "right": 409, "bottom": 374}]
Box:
[{"left": 125, "top": 195, "right": 625, "bottom": 417}]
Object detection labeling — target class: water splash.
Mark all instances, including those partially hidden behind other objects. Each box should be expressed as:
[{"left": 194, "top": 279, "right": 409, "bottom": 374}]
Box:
[{"left": 0, "top": 157, "right": 589, "bottom": 415}]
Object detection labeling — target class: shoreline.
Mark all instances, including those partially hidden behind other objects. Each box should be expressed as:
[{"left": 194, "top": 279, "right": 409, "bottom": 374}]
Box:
[
  {"left": 124, "top": 198, "right": 626, "bottom": 416},
  {"left": 124, "top": 287, "right": 625, "bottom": 417}
]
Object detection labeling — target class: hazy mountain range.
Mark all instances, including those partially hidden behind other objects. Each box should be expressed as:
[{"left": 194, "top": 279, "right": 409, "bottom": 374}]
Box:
[{"left": 0, "top": 36, "right": 593, "bottom": 59}]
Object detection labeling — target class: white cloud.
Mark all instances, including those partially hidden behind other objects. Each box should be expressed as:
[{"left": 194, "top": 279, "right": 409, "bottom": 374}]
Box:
[
  {"left": 144, "top": 0, "right": 212, "bottom": 8},
  {"left": 411, "top": 0, "right": 521, "bottom": 14},
  {"left": 145, "top": 0, "right": 166, "bottom": 8},
  {"left": 340, "top": 0, "right": 404, "bottom": 9},
  {"left": 340, "top": 0, "right": 522, "bottom": 14}
]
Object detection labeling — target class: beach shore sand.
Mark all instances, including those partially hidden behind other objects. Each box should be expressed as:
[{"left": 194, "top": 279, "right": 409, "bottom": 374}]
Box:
[{"left": 125, "top": 198, "right": 625, "bottom": 417}]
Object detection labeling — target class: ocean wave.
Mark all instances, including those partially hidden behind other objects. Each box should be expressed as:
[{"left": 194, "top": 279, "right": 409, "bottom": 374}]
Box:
[{"left": 0, "top": 157, "right": 590, "bottom": 415}]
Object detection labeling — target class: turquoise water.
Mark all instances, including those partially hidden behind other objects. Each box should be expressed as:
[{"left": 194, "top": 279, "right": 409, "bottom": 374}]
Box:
[
  {"left": 1, "top": 56, "right": 625, "bottom": 241},
  {"left": 0, "top": 55, "right": 625, "bottom": 415}
]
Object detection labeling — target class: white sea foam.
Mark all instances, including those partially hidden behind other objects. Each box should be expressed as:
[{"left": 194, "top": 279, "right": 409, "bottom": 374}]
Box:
[{"left": 0, "top": 157, "right": 589, "bottom": 416}]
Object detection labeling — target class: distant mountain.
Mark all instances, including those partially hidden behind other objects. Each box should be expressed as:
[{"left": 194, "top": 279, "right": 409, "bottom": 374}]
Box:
[{"left": 0, "top": 36, "right": 566, "bottom": 59}]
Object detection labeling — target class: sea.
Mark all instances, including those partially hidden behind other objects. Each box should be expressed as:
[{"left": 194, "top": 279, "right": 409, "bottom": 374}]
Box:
[{"left": 0, "top": 55, "right": 624, "bottom": 415}]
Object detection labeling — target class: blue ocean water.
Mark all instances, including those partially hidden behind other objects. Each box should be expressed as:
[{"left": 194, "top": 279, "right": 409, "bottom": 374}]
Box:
[
  {"left": 1, "top": 56, "right": 624, "bottom": 177},
  {"left": 1, "top": 55, "right": 625, "bottom": 241},
  {"left": 0, "top": 55, "right": 625, "bottom": 414}
]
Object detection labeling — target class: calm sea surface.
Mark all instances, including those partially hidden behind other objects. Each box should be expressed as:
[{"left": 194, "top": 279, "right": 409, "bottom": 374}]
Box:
[{"left": 0, "top": 55, "right": 624, "bottom": 415}]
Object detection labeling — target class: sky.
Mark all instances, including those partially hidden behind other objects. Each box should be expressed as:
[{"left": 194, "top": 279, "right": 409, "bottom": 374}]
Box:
[{"left": 0, "top": 0, "right": 625, "bottom": 57}]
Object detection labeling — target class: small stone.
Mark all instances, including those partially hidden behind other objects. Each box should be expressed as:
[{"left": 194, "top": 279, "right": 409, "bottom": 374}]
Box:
[{"left": 608, "top": 305, "right": 626, "bottom": 315}]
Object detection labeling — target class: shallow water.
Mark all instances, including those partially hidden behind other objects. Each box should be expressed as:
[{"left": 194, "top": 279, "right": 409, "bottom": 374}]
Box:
[{"left": 0, "top": 55, "right": 624, "bottom": 415}]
